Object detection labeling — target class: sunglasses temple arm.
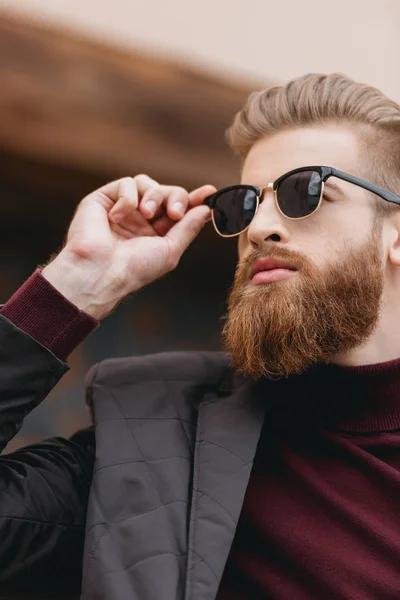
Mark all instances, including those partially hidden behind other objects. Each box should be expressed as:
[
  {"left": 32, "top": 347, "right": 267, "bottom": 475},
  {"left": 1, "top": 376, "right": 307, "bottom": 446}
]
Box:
[
  {"left": 351, "top": 179, "right": 400, "bottom": 205},
  {"left": 331, "top": 168, "right": 400, "bottom": 206}
]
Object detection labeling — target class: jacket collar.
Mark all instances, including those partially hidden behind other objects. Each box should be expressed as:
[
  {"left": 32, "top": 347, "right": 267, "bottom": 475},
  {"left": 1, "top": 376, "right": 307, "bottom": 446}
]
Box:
[{"left": 186, "top": 371, "right": 268, "bottom": 600}]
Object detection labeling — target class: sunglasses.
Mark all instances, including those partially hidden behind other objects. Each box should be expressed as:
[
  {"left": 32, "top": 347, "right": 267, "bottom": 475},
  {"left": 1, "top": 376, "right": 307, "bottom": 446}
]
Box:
[{"left": 204, "top": 165, "right": 400, "bottom": 238}]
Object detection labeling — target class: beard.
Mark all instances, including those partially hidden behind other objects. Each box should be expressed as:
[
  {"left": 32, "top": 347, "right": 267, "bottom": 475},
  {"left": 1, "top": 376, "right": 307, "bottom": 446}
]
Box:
[{"left": 223, "top": 227, "right": 384, "bottom": 380}]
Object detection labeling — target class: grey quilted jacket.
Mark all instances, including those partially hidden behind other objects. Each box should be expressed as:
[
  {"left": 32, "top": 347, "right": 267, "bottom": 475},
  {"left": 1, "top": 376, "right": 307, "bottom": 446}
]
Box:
[{"left": 0, "top": 314, "right": 268, "bottom": 600}]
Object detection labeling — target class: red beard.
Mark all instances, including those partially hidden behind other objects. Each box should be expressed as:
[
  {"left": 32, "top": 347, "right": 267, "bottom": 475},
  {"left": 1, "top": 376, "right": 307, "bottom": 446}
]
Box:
[{"left": 223, "top": 229, "right": 384, "bottom": 379}]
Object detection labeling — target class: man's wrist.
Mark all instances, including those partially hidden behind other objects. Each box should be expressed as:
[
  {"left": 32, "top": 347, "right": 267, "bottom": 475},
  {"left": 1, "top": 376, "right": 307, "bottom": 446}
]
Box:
[
  {"left": 0, "top": 268, "right": 99, "bottom": 359},
  {"left": 41, "top": 250, "right": 123, "bottom": 321}
]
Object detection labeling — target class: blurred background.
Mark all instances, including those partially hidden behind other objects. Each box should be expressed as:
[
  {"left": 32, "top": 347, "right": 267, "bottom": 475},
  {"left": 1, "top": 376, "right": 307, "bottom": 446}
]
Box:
[{"left": 0, "top": 0, "right": 399, "bottom": 450}]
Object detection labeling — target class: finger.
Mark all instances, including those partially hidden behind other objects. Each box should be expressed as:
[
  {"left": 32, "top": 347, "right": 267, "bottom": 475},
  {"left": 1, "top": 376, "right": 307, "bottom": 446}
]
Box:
[
  {"left": 97, "top": 174, "right": 158, "bottom": 204},
  {"left": 112, "top": 216, "right": 156, "bottom": 239},
  {"left": 165, "top": 204, "right": 210, "bottom": 262},
  {"left": 151, "top": 214, "right": 175, "bottom": 237},
  {"left": 108, "top": 177, "right": 139, "bottom": 224},
  {"left": 110, "top": 175, "right": 161, "bottom": 224},
  {"left": 139, "top": 185, "right": 189, "bottom": 221},
  {"left": 165, "top": 187, "right": 190, "bottom": 221},
  {"left": 188, "top": 184, "right": 217, "bottom": 207},
  {"left": 110, "top": 199, "right": 157, "bottom": 237},
  {"left": 139, "top": 186, "right": 165, "bottom": 220}
]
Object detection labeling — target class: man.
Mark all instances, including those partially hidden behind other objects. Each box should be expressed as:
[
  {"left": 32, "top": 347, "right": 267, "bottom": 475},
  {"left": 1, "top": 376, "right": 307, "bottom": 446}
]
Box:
[{"left": 1, "top": 72, "right": 400, "bottom": 600}]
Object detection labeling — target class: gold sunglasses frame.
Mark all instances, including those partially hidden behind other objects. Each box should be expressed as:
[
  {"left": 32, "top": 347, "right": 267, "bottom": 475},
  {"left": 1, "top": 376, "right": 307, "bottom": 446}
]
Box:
[{"left": 209, "top": 180, "right": 325, "bottom": 239}]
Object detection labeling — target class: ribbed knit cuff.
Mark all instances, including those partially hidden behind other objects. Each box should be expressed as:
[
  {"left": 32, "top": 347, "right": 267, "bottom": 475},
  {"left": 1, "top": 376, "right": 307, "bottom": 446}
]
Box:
[{"left": 0, "top": 268, "right": 100, "bottom": 360}]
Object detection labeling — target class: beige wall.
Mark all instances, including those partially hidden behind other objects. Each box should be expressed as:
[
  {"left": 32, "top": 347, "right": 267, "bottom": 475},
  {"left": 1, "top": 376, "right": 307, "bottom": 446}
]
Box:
[{"left": 1, "top": 0, "right": 399, "bottom": 100}]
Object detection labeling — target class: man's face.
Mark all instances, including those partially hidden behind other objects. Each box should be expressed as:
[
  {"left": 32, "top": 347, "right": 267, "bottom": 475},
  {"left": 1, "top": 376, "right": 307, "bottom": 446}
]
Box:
[{"left": 223, "top": 125, "right": 385, "bottom": 379}]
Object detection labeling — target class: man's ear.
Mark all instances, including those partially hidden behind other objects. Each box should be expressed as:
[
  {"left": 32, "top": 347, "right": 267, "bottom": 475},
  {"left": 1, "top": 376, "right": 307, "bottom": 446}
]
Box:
[{"left": 387, "top": 213, "right": 400, "bottom": 267}]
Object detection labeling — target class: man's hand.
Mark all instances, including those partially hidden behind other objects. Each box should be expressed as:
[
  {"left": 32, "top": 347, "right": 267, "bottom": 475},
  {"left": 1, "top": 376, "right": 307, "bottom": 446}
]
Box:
[{"left": 42, "top": 175, "right": 216, "bottom": 320}]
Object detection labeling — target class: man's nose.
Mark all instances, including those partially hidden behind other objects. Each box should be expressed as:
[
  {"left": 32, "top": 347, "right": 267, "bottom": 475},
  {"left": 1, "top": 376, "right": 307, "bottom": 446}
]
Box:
[{"left": 246, "top": 190, "right": 290, "bottom": 247}]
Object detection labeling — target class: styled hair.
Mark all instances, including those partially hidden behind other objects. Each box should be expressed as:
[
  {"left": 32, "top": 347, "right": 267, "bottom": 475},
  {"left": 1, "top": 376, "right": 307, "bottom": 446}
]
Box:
[{"left": 227, "top": 73, "right": 400, "bottom": 217}]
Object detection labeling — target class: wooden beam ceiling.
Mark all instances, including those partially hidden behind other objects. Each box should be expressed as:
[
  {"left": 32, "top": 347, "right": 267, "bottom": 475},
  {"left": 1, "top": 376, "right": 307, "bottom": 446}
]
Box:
[{"left": 0, "top": 13, "right": 260, "bottom": 190}]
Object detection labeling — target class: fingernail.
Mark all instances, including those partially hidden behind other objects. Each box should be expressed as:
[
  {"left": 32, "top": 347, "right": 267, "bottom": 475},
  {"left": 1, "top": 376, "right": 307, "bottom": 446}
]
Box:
[
  {"left": 172, "top": 202, "right": 185, "bottom": 217},
  {"left": 145, "top": 200, "right": 157, "bottom": 216}
]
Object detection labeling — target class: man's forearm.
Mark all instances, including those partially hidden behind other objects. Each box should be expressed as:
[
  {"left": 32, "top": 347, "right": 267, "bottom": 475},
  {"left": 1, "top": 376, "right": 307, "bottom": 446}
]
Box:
[{"left": 41, "top": 248, "right": 125, "bottom": 321}]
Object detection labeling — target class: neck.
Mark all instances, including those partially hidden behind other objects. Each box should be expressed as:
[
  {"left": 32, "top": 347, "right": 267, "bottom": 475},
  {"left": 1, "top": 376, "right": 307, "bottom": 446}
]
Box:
[{"left": 333, "top": 293, "right": 400, "bottom": 367}]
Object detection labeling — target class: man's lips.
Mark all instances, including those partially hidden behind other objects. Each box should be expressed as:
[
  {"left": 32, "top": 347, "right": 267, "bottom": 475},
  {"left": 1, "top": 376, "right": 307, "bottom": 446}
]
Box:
[{"left": 250, "top": 258, "right": 298, "bottom": 284}]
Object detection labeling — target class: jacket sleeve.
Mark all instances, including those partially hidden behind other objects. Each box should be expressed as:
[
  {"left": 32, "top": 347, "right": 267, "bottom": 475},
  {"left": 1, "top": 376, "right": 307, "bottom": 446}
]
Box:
[{"left": 0, "top": 314, "right": 95, "bottom": 592}]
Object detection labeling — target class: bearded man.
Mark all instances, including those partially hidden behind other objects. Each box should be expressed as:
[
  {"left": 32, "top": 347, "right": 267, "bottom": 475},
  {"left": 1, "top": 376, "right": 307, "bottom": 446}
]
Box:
[{"left": 1, "top": 73, "right": 400, "bottom": 600}]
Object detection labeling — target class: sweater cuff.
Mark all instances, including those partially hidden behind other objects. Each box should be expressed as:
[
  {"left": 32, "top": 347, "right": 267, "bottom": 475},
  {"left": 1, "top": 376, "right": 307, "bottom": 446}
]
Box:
[{"left": 0, "top": 268, "right": 100, "bottom": 360}]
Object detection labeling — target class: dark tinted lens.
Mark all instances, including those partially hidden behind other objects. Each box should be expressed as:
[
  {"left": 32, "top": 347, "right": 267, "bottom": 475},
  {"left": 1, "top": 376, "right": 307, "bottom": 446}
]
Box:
[
  {"left": 213, "top": 188, "right": 258, "bottom": 235},
  {"left": 277, "top": 170, "right": 322, "bottom": 218}
]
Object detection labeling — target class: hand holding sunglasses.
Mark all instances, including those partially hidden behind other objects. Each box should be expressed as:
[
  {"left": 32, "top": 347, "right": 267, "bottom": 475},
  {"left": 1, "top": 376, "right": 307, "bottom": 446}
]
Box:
[{"left": 204, "top": 166, "right": 400, "bottom": 237}]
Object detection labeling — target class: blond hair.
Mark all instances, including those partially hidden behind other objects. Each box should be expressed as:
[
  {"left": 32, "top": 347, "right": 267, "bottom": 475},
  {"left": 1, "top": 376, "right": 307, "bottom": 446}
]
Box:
[{"left": 227, "top": 73, "right": 400, "bottom": 216}]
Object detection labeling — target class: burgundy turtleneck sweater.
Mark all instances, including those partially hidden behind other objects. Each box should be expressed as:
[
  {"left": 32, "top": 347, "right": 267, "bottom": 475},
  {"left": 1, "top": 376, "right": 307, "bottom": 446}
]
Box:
[
  {"left": 2, "top": 270, "right": 400, "bottom": 599},
  {"left": 217, "top": 362, "right": 400, "bottom": 599}
]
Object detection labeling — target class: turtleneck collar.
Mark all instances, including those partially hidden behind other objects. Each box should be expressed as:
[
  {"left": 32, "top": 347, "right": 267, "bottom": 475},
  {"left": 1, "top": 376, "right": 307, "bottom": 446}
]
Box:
[{"left": 267, "top": 356, "right": 400, "bottom": 433}]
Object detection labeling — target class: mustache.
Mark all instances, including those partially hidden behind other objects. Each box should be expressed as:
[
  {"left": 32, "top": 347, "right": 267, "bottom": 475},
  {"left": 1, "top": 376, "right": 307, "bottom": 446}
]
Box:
[{"left": 238, "top": 247, "right": 313, "bottom": 280}]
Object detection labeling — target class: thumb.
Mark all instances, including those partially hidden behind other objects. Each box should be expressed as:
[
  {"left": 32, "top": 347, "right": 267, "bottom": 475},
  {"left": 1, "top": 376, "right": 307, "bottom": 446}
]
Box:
[{"left": 165, "top": 204, "right": 210, "bottom": 257}]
